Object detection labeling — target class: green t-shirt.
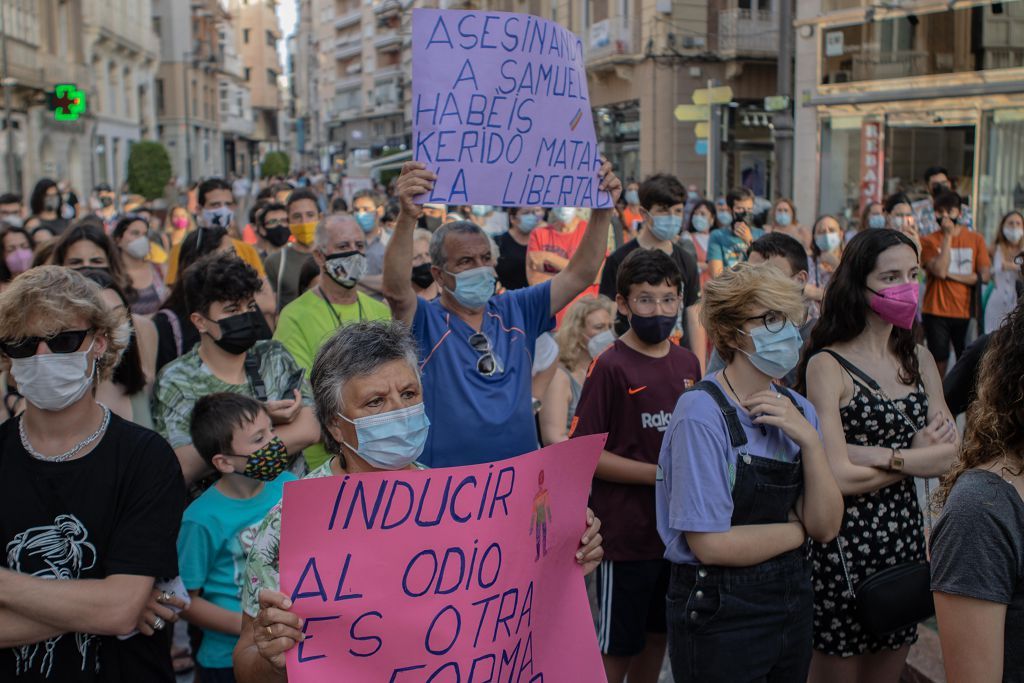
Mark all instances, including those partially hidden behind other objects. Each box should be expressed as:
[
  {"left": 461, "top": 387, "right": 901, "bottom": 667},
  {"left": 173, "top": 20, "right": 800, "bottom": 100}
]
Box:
[{"left": 274, "top": 289, "right": 391, "bottom": 469}]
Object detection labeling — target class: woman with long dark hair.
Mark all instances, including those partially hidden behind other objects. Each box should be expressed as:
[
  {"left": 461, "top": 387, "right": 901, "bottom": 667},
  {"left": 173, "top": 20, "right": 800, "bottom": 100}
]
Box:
[
  {"left": 931, "top": 299, "right": 1024, "bottom": 682},
  {"left": 984, "top": 210, "right": 1024, "bottom": 333},
  {"left": 78, "top": 268, "right": 158, "bottom": 428},
  {"left": 52, "top": 219, "right": 133, "bottom": 296},
  {"left": 799, "top": 229, "right": 958, "bottom": 683},
  {"left": 682, "top": 199, "right": 717, "bottom": 287}
]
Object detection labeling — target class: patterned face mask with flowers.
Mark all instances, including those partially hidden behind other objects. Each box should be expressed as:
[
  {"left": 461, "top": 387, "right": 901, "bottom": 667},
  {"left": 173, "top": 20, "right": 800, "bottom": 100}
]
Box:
[{"left": 238, "top": 436, "right": 291, "bottom": 481}]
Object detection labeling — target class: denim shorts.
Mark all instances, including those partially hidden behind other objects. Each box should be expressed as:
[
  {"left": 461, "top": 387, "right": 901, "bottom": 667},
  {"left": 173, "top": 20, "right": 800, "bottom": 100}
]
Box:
[{"left": 666, "top": 550, "right": 813, "bottom": 683}]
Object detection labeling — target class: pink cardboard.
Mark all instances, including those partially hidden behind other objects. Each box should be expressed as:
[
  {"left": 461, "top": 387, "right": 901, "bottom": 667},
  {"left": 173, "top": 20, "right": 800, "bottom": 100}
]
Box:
[
  {"left": 411, "top": 9, "right": 613, "bottom": 209},
  {"left": 280, "top": 434, "right": 608, "bottom": 682}
]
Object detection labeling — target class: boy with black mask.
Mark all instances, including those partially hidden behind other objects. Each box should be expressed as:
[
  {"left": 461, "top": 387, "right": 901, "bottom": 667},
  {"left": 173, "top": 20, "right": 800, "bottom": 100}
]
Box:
[{"left": 153, "top": 252, "right": 320, "bottom": 487}]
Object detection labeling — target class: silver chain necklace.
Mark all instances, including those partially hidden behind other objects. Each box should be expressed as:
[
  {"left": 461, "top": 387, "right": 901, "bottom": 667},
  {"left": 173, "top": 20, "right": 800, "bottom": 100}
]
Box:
[{"left": 19, "top": 405, "right": 111, "bottom": 463}]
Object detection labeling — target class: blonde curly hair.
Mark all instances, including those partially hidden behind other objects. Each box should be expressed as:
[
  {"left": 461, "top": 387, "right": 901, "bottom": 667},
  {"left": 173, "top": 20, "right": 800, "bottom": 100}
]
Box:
[
  {"left": 702, "top": 261, "right": 806, "bottom": 363},
  {"left": 555, "top": 295, "right": 615, "bottom": 371},
  {"left": 0, "top": 266, "right": 129, "bottom": 381}
]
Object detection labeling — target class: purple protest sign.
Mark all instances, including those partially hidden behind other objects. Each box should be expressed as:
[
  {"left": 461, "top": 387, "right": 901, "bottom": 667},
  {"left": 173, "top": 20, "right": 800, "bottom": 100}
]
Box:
[{"left": 412, "top": 9, "right": 612, "bottom": 209}]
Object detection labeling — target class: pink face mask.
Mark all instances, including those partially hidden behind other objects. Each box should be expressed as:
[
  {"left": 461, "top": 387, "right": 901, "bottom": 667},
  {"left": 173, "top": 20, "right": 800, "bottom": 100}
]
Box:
[
  {"left": 868, "top": 282, "right": 919, "bottom": 329},
  {"left": 4, "top": 247, "right": 32, "bottom": 275},
  {"left": 172, "top": 217, "right": 189, "bottom": 230}
]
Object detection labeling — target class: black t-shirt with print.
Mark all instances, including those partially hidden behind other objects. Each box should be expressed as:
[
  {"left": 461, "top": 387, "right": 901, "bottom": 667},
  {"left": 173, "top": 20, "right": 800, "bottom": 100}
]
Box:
[{"left": 0, "top": 413, "right": 186, "bottom": 682}]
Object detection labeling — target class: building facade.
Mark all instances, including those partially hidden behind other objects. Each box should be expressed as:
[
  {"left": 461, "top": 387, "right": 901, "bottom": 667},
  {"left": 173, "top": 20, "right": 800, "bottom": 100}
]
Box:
[
  {"left": 793, "top": 0, "right": 1024, "bottom": 239},
  {"left": 153, "top": 0, "right": 228, "bottom": 184},
  {"left": 83, "top": 0, "right": 160, "bottom": 193},
  {"left": 231, "top": 0, "right": 283, "bottom": 158}
]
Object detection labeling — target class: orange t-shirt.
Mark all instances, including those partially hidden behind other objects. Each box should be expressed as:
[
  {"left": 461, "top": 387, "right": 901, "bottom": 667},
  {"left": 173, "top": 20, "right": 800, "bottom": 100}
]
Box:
[
  {"left": 919, "top": 229, "right": 990, "bottom": 319},
  {"left": 527, "top": 222, "right": 587, "bottom": 280},
  {"left": 164, "top": 237, "right": 267, "bottom": 284}
]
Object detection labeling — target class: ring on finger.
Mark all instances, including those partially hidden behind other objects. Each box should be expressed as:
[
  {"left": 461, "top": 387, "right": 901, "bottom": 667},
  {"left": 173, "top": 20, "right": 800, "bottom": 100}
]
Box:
[
  {"left": 153, "top": 616, "right": 166, "bottom": 631},
  {"left": 158, "top": 591, "right": 172, "bottom": 604},
  {"left": 266, "top": 625, "right": 274, "bottom": 638}
]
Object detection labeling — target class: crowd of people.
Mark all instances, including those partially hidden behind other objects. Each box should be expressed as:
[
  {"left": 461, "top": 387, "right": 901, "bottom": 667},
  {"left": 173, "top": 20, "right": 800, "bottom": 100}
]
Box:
[{"left": 0, "top": 159, "right": 1021, "bottom": 683}]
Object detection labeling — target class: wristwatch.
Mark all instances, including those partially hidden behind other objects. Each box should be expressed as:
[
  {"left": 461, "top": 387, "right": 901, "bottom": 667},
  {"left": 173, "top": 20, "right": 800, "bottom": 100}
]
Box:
[{"left": 888, "top": 447, "right": 905, "bottom": 473}]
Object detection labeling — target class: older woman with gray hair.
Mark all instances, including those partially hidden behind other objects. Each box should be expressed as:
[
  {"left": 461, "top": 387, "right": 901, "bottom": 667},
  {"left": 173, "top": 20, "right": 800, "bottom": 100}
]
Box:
[{"left": 232, "top": 320, "right": 604, "bottom": 680}]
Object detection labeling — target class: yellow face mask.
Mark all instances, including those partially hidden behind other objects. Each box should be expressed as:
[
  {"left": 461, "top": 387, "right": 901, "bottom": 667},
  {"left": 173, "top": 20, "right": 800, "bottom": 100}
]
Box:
[{"left": 290, "top": 221, "right": 317, "bottom": 246}]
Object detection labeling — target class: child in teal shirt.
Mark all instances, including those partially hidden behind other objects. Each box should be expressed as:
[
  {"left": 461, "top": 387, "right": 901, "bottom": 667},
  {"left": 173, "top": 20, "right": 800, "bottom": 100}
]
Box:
[{"left": 177, "top": 393, "right": 297, "bottom": 682}]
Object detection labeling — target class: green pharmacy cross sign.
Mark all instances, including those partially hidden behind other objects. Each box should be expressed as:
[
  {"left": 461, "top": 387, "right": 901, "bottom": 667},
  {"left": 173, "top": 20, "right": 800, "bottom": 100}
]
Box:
[{"left": 53, "top": 84, "right": 86, "bottom": 121}]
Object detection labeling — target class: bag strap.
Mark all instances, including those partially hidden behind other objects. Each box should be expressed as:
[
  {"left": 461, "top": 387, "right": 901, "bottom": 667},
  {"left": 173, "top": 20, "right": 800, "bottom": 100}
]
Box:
[
  {"left": 818, "top": 349, "right": 881, "bottom": 391},
  {"left": 243, "top": 350, "right": 269, "bottom": 403},
  {"left": 158, "top": 309, "right": 183, "bottom": 357},
  {"left": 687, "top": 381, "right": 747, "bottom": 450}
]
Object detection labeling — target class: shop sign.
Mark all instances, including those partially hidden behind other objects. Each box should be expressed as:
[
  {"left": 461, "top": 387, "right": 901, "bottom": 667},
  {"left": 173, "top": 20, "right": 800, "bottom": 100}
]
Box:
[
  {"left": 825, "top": 31, "right": 844, "bottom": 57},
  {"left": 858, "top": 121, "right": 884, "bottom": 215}
]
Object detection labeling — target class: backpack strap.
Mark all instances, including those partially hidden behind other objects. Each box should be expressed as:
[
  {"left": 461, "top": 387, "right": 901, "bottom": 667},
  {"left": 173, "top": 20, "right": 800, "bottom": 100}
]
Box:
[
  {"left": 244, "top": 350, "right": 269, "bottom": 403},
  {"left": 687, "top": 380, "right": 747, "bottom": 450},
  {"left": 775, "top": 385, "right": 805, "bottom": 416},
  {"left": 817, "top": 349, "right": 881, "bottom": 391},
  {"left": 158, "top": 308, "right": 183, "bottom": 358}
]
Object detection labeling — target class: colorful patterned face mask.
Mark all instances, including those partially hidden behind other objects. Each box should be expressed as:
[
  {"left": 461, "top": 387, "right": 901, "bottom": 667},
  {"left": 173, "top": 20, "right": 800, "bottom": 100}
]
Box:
[{"left": 237, "top": 436, "right": 291, "bottom": 481}]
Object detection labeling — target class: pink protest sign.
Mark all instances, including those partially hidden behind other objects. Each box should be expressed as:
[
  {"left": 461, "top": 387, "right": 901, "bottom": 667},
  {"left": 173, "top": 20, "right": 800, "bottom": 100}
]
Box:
[
  {"left": 411, "top": 9, "right": 613, "bottom": 209},
  {"left": 279, "top": 434, "right": 608, "bottom": 682}
]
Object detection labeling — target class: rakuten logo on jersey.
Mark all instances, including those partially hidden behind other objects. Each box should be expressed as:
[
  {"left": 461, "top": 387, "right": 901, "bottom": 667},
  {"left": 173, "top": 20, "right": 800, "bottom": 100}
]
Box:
[{"left": 641, "top": 410, "right": 673, "bottom": 432}]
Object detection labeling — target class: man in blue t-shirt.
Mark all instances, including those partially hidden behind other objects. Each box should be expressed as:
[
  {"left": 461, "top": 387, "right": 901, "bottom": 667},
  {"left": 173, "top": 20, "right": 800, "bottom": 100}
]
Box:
[{"left": 382, "top": 161, "right": 622, "bottom": 467}]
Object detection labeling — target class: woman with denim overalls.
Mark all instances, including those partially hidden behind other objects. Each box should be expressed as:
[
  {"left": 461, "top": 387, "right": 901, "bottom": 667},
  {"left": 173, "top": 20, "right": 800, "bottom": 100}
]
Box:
[{"left": 656, "top": 263, "right": 843, "bottom": 682}]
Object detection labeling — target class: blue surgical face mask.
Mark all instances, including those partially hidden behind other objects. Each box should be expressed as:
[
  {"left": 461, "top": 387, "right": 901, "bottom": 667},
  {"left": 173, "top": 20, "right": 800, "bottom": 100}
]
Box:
[
  {"left": 814, "top": 232, "right": 841, "bottom": 253},
  {"left": 650, "top": 214, "right": 683, "bottom": 241},
  {"left": 738, "top": 321, "right": 803, "bottom": 379},
  {"left": 553, "top": 207, "right": 576, "bottom": 223},
  {"left": 717, "top": 210, "right": 733, "bottom": 227},
  {"left": 339, "top": 403, "right": 430, "bottom": 470},
  {"left": 518, "top": 213, "right": 539, "bottom": 232},
  {"left": 624, "top": 190, "right": 640, "bottom": 205},
  {"left": 775, "top": 212, "right": 792, "bottom": 227},
  {"left": 471, "top": 205, "right": 491, "bottom": 217},
  {"left": 868, "top": 214, "right": 886, "bottom": 229},
  {"left": 691, "top": 214, "right": 711, "bottom": 233},
  {"left": 355, "top": 210, "right": 376, "bottom": 233},
  {"left": 444, "top": 266, "right": 497, "bottom": 309},
  {"left": 688, "top": 191, "right": 699, "bottom": 201}
]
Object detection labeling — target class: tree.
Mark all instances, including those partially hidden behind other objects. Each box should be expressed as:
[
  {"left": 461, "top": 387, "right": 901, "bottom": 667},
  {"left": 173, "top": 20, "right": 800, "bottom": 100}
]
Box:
[
  {"left": 126, "top": 141, "right": 172, "bottom": 201},
  {"left": 260, "top": 151, "right": 290, "bottom": 179}
]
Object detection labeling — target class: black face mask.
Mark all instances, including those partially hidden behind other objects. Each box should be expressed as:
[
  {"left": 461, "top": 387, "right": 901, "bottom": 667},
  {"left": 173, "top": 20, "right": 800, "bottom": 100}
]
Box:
[
  {"left": 418, "top": 215, "right": 442, "bottom": 232},
  {"left": 411, "top": 263, "right": 434, "bottom": 289},
  {"left": 43, "top": 196, "right": 60, "bottom": 213},
  {"left": 209, "top": 311, "right": 271, "bottom": 355},
  {"left": 733, "top": 210, "right": 750, "bottom": 226},
  {"left": 931, "top": 182, "right": 950, "bottom": 197},
  {"left": 629, "top": 312, "right": 676, "bottom": 345},
  {"left": 99, "top": 196, "right": 114, "bottom": 208},
  {"left": 262, "top": 225, "right": 292, "bottom": 247}
]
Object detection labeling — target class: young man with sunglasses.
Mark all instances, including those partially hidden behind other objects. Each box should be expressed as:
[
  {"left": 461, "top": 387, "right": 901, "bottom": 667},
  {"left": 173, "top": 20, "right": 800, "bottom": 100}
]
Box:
[
  {"left": 382, "top": 160, "right": 621, "bottom": 468},
  {"left": 570, "top": 248, "right": 701, "bottom": 683},
  {"left": 0, "top": 266, "right": 185, "bottom": 682},
  {"left": 153, "top": 253, "right": 320, "bottom": 487}
]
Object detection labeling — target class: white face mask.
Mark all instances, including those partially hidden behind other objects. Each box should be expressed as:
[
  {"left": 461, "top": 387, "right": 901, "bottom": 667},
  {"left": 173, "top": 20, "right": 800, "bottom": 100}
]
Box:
[
  {"left": 11, "top": 341, "right": 96, "bottom": 411},
  {"left": 124, "top": 235, "right": 150, "bottom": 260},
  {"left": 587, "top": 329, "right": 616, "bottom": 358},
  {"left": 201, "top": 206, "right": 234, "bottom": 229}
]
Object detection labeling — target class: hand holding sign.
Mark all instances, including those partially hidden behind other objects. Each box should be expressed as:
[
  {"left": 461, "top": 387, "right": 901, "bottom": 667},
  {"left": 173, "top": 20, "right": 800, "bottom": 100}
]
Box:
[
  {"left": 576, "top": 509, "right": 603, "bottom": 575},
  {"left": 395, "top": 162, "right": 438, "bottom": 220},
  {"left": 253, "top": 590, "right": 305, "bottom": 673},
  {"left": 595, "top": 156, "right": 622, "bottom": 208}
]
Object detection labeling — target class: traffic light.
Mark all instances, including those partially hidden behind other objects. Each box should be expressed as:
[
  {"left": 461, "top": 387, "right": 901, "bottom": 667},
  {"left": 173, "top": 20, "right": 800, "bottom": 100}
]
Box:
[{"left": 49, "top": 84, "right": 87, "bottom": 121}]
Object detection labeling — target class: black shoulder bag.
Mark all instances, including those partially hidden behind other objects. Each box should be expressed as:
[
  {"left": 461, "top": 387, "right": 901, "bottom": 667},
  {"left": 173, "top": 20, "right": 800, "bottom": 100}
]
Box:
[{"left": 820, "top": 350, "right": 935, "bottom": 637}]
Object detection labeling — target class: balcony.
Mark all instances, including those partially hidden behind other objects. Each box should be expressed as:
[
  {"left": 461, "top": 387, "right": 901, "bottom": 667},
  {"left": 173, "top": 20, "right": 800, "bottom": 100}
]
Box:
[
  {"left": 586, "top": 18, "right": 632, "bottom": 64},
  {"left": 373, "top": 64, "right": 402, "bottom": 82},
  {"left": 374, "top": 0, "right": 401, "bottom": 19},
  {"left": 851, "top": 49, "right": 933, "bottom": 81},
  {"left": 717, "top": 8, "right": 779, "bottom": 57},
  {"left": 335, "top": 9, "right": 362, "bottom": 30},
  {"left": 374, "top": 30, "right": 403, "bottom": 53},
  {"left": 334, "top": 74, "right": 364, "bottom": 92},
  {"left": 335, "top": 36, "right": 363, "bottom": 61}
]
